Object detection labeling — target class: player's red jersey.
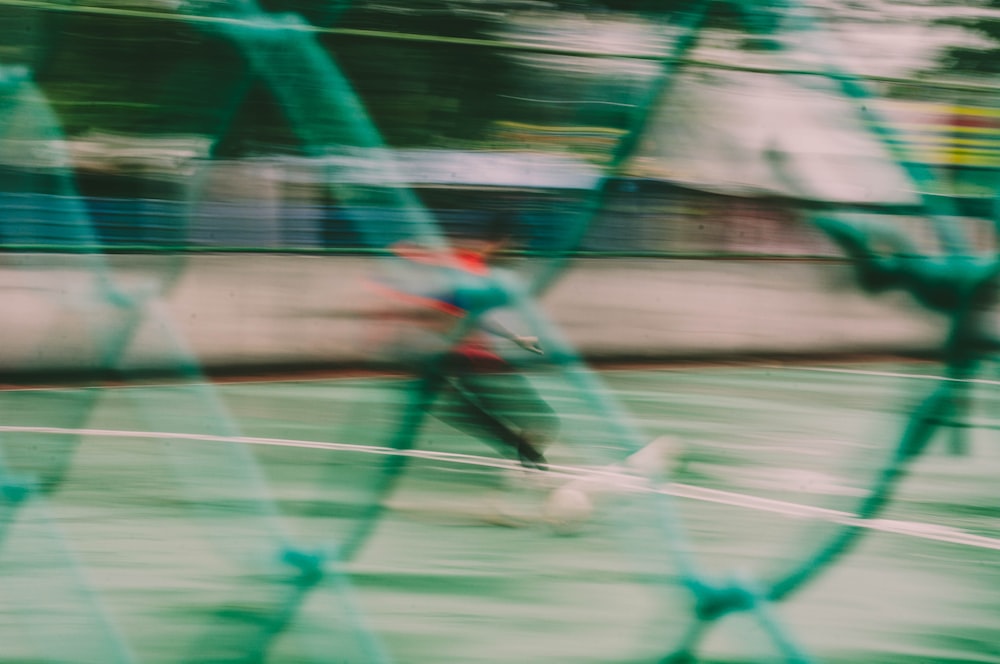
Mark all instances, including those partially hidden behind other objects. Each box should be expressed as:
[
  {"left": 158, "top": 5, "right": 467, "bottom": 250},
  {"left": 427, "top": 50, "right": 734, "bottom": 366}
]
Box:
[{"left": 365, "top": 242, "right": 505, "bottom": 369}]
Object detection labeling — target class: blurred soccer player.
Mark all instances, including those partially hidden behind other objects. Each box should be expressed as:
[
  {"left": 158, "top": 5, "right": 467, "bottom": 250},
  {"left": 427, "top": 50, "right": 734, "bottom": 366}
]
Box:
[{"left": 368, "top": 217, "right": 558, "bottom": 470}]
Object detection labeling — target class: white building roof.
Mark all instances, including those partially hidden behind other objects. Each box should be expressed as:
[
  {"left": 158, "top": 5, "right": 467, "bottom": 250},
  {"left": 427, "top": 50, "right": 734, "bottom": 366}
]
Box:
[{"left": 625, "top": 67, "right": 922, "bottom": 206}]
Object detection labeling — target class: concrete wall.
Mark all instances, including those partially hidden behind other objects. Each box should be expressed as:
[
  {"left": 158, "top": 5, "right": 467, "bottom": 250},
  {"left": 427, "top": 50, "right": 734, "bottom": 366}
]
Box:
[{"left": 0, "top": 254, "right": 947, "bottom": 377}]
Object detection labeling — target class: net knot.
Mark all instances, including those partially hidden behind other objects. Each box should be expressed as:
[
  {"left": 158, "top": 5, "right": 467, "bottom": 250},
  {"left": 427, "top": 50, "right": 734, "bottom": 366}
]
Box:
[
  {"left": 693, "top": 577, "right": 759, "bottom": 621},
  {"left": 0, "top": 475, "right": 36, "bottom": 506},
  {"left": 281, "top": 548, "right": 326, "bottom": 586}
]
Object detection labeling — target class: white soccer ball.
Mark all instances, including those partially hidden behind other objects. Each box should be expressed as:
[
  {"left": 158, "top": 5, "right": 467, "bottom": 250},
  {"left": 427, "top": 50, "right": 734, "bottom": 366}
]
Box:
[{"left": 543, "top": 486, "right": 594, "bottom": 535}]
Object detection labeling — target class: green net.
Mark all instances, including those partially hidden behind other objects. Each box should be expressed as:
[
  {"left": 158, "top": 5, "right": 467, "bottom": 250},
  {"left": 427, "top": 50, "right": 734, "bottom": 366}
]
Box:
[{"left": 1, "top": 1, "right": 999, "bottom": 663}]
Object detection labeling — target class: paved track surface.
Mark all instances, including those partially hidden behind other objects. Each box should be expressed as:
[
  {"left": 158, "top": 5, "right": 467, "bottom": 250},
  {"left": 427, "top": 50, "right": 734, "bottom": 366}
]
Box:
[{"left": 0, "top": 362, "right": 997, "bottom": 663}]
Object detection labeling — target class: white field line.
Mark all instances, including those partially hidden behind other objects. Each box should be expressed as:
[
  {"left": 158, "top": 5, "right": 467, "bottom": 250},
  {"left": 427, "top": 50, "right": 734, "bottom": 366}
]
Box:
[
  {"left": 1, "top": 425, "right": 998, "bottom": 552},
  {"left": 774, "top": 364, "right": 1000, "bottom": 387}
]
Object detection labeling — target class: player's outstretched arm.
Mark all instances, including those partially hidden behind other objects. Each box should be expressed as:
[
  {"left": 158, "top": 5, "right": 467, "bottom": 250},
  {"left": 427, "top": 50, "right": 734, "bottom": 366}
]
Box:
[{"left": 478, "top": 317, "right": 543, "bottom": 354}]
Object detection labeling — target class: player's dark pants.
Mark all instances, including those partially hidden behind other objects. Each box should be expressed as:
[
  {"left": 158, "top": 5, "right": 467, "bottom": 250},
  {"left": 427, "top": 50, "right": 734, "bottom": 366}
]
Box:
[{"left": 418, "top": 351, "right": 558, "bottom": 469}]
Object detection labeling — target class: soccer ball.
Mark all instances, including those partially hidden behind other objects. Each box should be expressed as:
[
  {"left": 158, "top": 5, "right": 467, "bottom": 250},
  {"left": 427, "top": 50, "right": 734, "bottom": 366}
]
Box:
[{"left": 542, "top": 486, "right": 593, "bottom": 536}]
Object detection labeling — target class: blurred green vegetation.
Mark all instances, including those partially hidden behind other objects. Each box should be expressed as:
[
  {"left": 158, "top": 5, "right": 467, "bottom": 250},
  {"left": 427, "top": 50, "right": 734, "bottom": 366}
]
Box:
[
  {"left": 932, "top": 0, "right": 1000, "bottom": 76},
  {"left": 6, "top": 0, "right": 1000, "bottom": 170},
  {"left": 13, "top": 0, "right": 774, "bottom": 156},
  {"left": 24, "top": 2, "right": 526, "bottom": 153}
]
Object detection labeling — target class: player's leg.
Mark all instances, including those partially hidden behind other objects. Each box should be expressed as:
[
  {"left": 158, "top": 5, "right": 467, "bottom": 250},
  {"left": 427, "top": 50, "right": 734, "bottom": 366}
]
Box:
[
  {"left": 421, "top": 350, "right": 547, "bottom": 468},
  {"left": 433, "top": 375, "right": 550, "bottom": 469},
  {"left": 461, "top": 370, "right": 558, "bottom": 465},
  {"left": 541, "top": 434, "right": 679, "bottom": 534}
]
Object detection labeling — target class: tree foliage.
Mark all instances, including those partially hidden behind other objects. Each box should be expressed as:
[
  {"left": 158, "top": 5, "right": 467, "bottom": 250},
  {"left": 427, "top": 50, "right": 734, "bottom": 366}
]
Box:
[{"left": 931, "top": 1, "right": 1000, "bottom": 76}]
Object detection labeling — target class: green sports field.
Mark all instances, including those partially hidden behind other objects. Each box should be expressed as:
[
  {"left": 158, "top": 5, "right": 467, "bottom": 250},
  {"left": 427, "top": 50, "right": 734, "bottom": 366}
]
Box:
[{"left": 0, "top": 362, "right": 997, "bottom": 663}]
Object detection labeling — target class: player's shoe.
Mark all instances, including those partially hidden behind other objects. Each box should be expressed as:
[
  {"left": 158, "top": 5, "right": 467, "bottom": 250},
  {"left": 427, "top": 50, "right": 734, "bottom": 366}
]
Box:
[
  {"left": 625, "top": 434, "right": 678, "bottom": 479},
  {"left": 541, "top": 435, "right": 680, "bottom": 535},
  {"left": 516, "top": 440, "right": 548, "bottom": 471}
]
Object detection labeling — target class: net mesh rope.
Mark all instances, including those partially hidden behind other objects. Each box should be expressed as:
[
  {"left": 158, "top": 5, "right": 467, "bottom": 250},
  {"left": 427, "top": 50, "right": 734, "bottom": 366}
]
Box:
[{"left": 0, "top": 1, "right": 996, "bottom": 662}]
